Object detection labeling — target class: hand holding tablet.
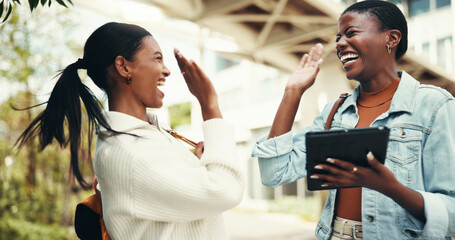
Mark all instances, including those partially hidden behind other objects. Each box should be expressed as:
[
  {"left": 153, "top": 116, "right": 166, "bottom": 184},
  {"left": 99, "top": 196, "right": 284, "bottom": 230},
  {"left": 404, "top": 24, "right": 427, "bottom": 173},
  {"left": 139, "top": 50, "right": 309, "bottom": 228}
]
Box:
[{"left": 305, "top": 127, "right": 390, "bottom": 191}]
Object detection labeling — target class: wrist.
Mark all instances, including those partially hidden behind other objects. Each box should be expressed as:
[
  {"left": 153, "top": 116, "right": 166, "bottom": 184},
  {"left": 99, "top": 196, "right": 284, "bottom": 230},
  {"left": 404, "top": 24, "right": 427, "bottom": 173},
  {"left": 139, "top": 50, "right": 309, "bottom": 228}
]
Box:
[
  {"left": 200, "top": 101, "right": 222, "bottom": 120},
  {"left": 378, "top": 178, "right": 402, "bottom": 196},
  {"left": 285, "top": 82, "right": 309, "bottom": 95},
  {"left": 283, "top": 88, "right": 305, "bottom": 102}
]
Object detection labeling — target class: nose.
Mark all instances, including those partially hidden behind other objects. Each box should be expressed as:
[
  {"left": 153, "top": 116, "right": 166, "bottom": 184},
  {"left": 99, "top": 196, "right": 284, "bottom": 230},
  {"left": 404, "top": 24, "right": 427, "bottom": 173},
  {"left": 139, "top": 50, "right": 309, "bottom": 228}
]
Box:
[
  {"left": 163, "top": 64, "right": 170, "bottom": 77},
  {"left": 336, "top": 37, "right": 348, "bottom": 53}
]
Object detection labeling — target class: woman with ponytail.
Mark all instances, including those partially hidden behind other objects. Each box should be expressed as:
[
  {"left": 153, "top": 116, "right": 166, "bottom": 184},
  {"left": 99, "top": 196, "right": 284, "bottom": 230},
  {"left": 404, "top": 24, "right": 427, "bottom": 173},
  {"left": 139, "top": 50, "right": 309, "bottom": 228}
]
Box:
[{"left": 17, "top": 22, "right": 244, "bottom": 240}]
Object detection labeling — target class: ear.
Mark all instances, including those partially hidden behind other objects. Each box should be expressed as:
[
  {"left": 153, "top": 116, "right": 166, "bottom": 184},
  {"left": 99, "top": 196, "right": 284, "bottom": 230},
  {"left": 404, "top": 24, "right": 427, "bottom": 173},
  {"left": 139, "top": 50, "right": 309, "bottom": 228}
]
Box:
[
  {"left": 114, "top": 56, "right": 130, "bottom": 79},
  {"left": 386, "top": 29, "right": 402, "bottom": 49}
]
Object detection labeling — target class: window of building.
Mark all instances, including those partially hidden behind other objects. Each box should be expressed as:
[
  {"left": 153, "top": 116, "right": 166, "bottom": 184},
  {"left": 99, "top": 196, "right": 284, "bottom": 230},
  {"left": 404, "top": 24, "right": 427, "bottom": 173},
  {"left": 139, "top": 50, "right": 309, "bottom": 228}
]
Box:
[
  {"left": 422, "top": 42, "right": 430, "bottom": 59},
  {"left": 409, "top": 0, "right": 431, "bottom": 16},
  {"left": 436, "top": 0, "right": 451, "bottom": 8},
  {"left": 389, "top": 0, "right": 403, "bottom": 5},
  {"left": 437, "top": 36, "right": 453, "bottom": 71},
  {"left": 214, "top": 54, "right": 239, "bottom": 72}
]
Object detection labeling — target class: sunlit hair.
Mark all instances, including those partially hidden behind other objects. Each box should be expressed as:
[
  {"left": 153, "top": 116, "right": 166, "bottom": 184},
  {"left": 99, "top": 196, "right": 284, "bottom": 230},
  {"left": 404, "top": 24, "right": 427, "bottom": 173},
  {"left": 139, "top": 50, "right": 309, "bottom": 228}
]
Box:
[
  {"left": 16, "top": 22, "right": 151, "bottom": 189},
  {"left": 342, "top": 0, "right": 408, "bottom": 60}
]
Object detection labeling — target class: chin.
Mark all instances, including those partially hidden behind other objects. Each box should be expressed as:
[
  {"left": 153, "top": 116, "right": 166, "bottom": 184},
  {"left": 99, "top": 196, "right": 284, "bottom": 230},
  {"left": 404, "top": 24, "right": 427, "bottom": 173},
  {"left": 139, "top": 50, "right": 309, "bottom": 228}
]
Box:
[
  {"left": 345, "top": 72, "right": 355, "bottom": 80},
  {"left": 155, "top": 101, "right": 164, "bottom": 108},
  {"left": 147, "top": 101, "right": 163, "bottom": 109},
  {"left": 344, "top": 69, "right": 360, "bottom": 80}
]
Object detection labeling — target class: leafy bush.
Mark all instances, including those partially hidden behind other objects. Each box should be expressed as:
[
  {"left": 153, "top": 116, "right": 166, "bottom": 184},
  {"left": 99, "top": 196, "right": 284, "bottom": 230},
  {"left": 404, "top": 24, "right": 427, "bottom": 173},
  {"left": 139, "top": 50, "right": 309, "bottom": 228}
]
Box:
[
  {"left": 0, "top": 217, "right": 77, "bottom": 240},
  {"left": 268, "top": 196, "right": 320, "bottom": 222}
]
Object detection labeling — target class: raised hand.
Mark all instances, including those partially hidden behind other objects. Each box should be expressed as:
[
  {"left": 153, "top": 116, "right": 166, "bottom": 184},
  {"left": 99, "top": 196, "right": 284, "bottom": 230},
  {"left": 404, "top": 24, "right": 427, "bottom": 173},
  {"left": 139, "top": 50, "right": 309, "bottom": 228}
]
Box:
[
  {"left": 286, "top": 43, "right": 323, "bottom": 93},
  {"left": 174, "top": 48, "right": 222, "bottom": 120},
  {"left": 266, "top": 43, "right": 324, "bottom": 138}
]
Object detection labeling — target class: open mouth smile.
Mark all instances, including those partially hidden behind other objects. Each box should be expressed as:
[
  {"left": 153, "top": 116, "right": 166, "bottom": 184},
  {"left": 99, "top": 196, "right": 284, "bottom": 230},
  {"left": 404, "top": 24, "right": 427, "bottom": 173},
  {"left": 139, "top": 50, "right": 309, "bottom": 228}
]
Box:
[{"left": 339, "top": 53, "right": 359, "bottom": 65}]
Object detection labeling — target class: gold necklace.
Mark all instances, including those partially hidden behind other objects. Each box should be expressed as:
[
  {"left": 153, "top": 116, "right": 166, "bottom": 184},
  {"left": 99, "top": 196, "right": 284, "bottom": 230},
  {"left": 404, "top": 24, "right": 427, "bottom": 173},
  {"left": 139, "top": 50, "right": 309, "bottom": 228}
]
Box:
[{"left": 357, "top": 98, "right": 392, "bottom": 108}]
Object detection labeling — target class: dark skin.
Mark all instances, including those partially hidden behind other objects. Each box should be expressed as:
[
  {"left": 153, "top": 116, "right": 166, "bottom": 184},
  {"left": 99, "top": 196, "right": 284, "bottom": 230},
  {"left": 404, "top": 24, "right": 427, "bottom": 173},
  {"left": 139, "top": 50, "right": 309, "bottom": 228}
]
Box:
[
  {"left": 107, "top": 37, "right": 220, "bottom": 158},
  {"left": 268, "top": 12, "right": 425, "bottom": 222}
]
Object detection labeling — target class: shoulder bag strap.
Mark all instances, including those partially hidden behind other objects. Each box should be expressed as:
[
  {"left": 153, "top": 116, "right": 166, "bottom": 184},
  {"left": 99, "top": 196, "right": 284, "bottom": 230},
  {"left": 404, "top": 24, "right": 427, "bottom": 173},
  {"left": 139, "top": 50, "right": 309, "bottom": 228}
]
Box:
[{"left": 324, "top": 93, "right": 349, "bottom": 130}]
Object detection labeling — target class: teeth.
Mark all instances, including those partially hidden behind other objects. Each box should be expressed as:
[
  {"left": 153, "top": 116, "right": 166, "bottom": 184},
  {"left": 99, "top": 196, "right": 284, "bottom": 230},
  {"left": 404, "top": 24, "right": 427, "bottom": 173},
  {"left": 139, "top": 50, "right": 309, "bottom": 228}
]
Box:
[
  {"left": 157, "top": 80, "right": 165, "bottom": 86},
  {"left": 340, "top": 53, "right": 359, "bottom": 62}
]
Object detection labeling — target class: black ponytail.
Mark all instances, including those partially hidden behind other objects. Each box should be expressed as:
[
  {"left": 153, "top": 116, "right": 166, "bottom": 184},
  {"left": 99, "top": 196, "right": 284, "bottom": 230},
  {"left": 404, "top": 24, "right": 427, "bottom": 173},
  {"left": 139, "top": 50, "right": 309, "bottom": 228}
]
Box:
[
  {"left": 15, "top": 61, "right": 107, "bottom": 189},
  {"left": 16, "top": 22, "right": 152, "bottom": 189}
]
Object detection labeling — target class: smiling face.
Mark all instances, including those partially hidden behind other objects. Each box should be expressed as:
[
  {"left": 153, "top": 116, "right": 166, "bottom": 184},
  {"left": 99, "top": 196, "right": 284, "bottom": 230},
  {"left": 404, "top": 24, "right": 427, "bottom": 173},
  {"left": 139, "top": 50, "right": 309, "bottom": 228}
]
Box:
[
  {"left": 128, "top": 36, "right": 170, "bottom": 109},
  {"left": 336, "top": 12, "right": 390, "bottom": 82}
]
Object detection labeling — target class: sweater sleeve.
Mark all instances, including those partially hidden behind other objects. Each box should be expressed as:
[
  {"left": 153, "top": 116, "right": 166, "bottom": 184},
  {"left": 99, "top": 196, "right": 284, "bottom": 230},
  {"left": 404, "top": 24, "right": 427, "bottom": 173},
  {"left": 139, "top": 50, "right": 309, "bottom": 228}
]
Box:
[{"left": 97, "top": 118, "right": 244, "bottom": 223}]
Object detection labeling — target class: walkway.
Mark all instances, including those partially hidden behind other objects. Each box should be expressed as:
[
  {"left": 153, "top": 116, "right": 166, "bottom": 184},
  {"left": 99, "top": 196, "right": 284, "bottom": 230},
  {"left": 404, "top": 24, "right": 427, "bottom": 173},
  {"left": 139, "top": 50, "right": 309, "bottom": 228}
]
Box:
[{"left": 224, "top": 208, "right": 318, "bottom": 240}]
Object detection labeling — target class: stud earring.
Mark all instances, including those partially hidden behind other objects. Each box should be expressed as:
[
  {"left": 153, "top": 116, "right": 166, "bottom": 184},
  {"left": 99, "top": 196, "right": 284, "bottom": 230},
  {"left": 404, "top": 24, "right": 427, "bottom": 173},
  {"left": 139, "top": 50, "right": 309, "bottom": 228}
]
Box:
[
  {"left": 126, "top": 74, "right": 131, "bottom": 85},
  {"left": 387, "top": 45, "right": 391, "bottom": 54}
]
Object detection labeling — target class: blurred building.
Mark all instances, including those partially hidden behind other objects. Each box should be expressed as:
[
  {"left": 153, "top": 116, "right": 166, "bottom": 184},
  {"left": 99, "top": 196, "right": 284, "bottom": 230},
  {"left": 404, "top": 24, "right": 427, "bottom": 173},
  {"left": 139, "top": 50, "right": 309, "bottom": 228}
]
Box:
[{"left": 78, "top": 0, "right": 454, "bottom": 208}]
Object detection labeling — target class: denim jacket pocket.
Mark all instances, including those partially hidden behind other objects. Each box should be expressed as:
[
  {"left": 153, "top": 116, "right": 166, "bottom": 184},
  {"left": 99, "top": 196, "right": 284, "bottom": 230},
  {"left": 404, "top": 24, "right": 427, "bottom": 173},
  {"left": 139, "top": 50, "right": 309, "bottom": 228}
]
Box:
[
  {"left": 387, "top": 126, "right": 423, "bottom": 166},
  {"left": 386, "top": 127, "right": 423, "bottom": 185}
]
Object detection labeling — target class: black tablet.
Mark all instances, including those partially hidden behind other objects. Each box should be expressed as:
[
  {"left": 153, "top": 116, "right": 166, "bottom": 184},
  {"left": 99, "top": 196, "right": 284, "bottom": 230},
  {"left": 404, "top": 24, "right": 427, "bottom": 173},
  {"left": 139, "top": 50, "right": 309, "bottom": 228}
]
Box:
[{"left": 305, "top": 126, "right": 389, "bottom": 191}]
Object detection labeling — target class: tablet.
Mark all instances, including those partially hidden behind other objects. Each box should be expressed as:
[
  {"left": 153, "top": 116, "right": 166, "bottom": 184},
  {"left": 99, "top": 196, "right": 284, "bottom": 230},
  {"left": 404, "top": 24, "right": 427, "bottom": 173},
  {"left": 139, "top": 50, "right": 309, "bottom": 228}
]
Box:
[{"left": 305, "top": 126, "right": 389, "bottom": 191}]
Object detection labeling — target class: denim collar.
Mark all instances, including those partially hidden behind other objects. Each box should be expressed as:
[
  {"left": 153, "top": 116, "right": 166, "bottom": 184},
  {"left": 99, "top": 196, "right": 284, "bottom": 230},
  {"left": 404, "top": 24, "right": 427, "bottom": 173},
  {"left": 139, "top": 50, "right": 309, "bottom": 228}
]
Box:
[{"left": 338, "top": 71, "right": 418, "bottom": 115}]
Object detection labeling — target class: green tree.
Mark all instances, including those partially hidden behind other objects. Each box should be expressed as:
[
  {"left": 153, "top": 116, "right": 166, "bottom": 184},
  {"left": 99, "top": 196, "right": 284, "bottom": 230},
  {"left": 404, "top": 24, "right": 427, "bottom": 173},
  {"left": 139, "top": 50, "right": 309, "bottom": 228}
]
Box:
[
  {"left": 168, "top": 102, "right": 192, "bottom": 129},
  {"left": 1, "top": 0, "right": 73, "bottom": 23},
  {"left": 0, "top": 6, "right": 92, "bottom": 239}
]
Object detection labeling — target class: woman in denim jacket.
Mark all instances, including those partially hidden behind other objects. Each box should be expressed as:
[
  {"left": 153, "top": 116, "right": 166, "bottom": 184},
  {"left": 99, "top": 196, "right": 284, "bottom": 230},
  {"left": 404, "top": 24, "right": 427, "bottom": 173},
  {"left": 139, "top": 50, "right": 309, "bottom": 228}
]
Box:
[{"left": 252, "top": 1, "right": 455, "bottom": 239}]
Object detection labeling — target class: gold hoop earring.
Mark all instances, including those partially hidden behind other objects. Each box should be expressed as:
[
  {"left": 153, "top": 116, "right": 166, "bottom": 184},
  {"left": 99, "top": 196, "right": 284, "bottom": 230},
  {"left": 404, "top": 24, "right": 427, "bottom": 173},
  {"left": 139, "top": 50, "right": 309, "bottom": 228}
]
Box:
[
  {"left": 387, "top": 45, "right": 391, "bottom": 54},
  {"left": 126, "top": 74, "right": 131, "bottom": 85}
]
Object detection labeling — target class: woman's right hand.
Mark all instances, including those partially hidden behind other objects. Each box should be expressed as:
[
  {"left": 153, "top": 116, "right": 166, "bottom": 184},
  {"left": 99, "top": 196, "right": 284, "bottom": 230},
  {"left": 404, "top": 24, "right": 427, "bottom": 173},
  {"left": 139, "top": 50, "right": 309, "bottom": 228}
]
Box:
[
  {"left": 266, "top": 43, "right": 324, "bottom": 139},
  {"left": 286, "top": 43, "right": 323, "bottom": 94},
  {"left": 174, "top": 48, "right": 222, "bottom": 120}
]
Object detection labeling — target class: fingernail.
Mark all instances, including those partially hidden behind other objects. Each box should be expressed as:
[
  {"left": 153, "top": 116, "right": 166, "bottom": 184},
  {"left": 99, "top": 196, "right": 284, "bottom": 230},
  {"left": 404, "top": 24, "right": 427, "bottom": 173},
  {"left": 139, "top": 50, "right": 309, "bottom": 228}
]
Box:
[
  {"left": 326, "top": 158, "right": 335, "bottom": 163},
  {"left": 367, "top": 151, "right": 374, "bottom": 160},
  {"left": 310, "top": 175, "right": 319, "bottom": 179},
  {"left": 314, "top": 165, "right": 323, "bottom": 169},
  {"left": 319, "top": 59, "right": 323, "bottom": 64}
]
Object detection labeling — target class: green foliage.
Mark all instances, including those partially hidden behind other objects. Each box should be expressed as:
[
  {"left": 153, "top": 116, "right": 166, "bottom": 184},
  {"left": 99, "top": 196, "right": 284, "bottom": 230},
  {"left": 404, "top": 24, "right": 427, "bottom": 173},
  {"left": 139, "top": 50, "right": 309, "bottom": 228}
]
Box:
[
  {"left": 1, "top": 0, "right": 73, "bottom": 23},
  {"left": 168, "top": 102, "right": 192, "bottom": 129},
  {"left": 0, "top": 4, "right": 93, "bottom": 239},
  {"left": 268, "top": 196, "right": 320, "bottom": 222},
  {"left": 0, "top": 217, "right": 77, "bottom": 240}
]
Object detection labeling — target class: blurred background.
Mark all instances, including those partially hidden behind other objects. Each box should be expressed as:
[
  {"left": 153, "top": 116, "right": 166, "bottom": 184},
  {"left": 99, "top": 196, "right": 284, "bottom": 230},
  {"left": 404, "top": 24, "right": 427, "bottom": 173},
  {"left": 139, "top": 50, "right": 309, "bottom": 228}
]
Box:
[{"left": 0, "top": 0, "right": 453, "bottom": 239}]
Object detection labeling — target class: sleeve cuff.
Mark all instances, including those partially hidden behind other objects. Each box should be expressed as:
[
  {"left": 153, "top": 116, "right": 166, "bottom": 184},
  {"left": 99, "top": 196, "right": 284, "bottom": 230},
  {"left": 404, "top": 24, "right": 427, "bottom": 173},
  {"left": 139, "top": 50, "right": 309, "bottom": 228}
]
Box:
[
  {"left": 251, "top": 131, "right": 293, "bottom": 158},
  {"left": 418, "top": 191, "right": 449, "bottom": 238},
  {"left": 202, "top": 118, "right": 235, "bottom": 158}
]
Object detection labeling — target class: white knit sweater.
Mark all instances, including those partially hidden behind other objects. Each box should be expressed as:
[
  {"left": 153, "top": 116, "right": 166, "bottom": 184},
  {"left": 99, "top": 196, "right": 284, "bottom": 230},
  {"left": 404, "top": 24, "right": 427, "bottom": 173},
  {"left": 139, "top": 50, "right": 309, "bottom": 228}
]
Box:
[{"left": 93, "top": 111, "right": 244, "bottom": 240}]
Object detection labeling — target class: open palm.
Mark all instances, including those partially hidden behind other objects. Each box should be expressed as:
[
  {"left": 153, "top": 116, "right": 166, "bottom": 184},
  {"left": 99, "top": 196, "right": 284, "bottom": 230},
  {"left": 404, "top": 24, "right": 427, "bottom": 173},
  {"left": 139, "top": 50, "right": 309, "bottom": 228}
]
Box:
[{"left": 286, "top": 43, "right": 323, "bottom": 92}]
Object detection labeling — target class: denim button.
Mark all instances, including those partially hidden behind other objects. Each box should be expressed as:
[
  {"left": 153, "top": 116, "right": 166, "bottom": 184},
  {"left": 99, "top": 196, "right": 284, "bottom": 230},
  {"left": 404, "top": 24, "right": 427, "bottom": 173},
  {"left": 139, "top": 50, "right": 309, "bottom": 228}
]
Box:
[{"left": 367, "top": 215, "right": 374, "bottom": 222}]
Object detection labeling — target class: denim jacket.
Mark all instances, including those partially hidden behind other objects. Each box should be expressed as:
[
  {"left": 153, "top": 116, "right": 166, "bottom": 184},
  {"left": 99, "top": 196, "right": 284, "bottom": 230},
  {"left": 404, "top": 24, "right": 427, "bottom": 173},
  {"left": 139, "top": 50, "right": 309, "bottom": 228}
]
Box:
[{"left": 252, "top": 71, "right": 455, "bottom": 239}]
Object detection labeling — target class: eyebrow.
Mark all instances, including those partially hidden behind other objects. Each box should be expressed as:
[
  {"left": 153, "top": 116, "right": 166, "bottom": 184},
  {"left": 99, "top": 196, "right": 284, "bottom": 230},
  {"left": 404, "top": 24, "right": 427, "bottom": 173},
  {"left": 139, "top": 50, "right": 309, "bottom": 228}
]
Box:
[{"left": 336, "top": 26, "right": 357, "bottom": 36}]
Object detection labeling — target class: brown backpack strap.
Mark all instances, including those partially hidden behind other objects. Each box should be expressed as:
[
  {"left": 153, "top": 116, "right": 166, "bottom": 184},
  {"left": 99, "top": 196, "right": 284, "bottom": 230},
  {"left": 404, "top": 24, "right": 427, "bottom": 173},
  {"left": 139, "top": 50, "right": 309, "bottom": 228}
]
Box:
[{"left": 324, "top": 93, "right": 349, "bottom": 130}]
